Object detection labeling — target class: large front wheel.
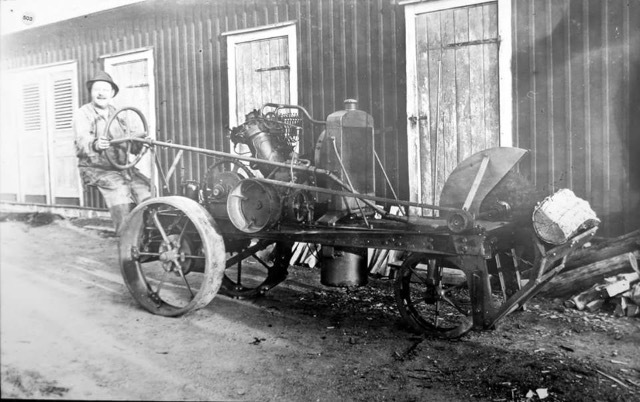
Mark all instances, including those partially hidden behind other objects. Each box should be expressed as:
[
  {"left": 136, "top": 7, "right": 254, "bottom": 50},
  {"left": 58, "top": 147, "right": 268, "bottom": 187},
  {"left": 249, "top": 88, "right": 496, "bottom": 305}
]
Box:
[{"left": 119, "top": 196, "right": 226, "bottom": 316}]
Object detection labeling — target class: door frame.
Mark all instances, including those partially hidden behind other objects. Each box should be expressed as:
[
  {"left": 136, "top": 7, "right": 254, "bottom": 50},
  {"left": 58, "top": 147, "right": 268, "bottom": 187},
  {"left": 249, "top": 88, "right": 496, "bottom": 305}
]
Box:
[
  {"left": 224, "top": 21, "right": 298, "bottom": 131},
  {"left": 102, "top": 47, "right": 156, "bottom": 141},
  {"left": 404, "top": 0, "right": 513, "bottom": 205}
]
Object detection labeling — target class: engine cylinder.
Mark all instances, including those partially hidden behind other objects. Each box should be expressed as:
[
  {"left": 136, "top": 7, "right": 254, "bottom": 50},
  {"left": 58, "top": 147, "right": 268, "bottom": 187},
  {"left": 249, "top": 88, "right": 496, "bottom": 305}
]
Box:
[{"left": 245, "top": 123, "right": 286, "bottom": 165}]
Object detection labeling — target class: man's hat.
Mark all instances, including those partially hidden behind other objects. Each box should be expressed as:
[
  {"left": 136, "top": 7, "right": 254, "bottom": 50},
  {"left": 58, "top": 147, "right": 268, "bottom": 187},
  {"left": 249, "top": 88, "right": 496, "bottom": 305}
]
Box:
[{"left": 86, "top": 71, "right": 119, "bottom": 96}]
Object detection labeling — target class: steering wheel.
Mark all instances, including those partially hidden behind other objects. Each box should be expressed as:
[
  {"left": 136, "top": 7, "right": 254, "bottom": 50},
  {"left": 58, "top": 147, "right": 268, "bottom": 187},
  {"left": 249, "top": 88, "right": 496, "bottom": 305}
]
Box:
[{"left": 104, "top": 107, "right": 150, "bottom": 170}]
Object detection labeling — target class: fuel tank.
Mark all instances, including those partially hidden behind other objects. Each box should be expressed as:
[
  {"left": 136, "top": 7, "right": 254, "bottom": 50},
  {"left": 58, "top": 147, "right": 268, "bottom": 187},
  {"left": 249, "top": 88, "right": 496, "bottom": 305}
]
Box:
[{"left": 315, "top": 99, "right": 375, "bottom": 212}]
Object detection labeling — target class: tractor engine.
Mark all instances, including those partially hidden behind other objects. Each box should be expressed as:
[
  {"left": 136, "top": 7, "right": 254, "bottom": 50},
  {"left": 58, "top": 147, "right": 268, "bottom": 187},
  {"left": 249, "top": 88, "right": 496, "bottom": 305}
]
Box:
[
  {"left": 229, "top": 109, "right": 295, "bottom": 180},
  {"left": 221, "top": 100, "right": 376, "bottom": 286},
  {"left": 223, "top": 100, "right": 376, "bottom": 234}
]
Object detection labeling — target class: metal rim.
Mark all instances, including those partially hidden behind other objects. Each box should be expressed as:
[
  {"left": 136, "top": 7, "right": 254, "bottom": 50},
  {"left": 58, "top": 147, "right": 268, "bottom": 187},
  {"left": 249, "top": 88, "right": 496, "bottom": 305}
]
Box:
[
  {"left": 394, "top": 253, "right": 473, "bottom": 338},
  {"left": 119, "top": 196, "right": 226, "bottom": 316}
]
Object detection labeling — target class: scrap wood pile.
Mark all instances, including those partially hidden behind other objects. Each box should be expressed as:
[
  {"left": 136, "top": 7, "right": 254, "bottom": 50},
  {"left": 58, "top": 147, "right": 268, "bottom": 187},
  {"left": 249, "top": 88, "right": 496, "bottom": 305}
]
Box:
[
  {"left": 288, "top": 241, "right": 404, "bottom": 276},
  {"left": 539, "top": 229, "right": 640, "bottom": 317}
]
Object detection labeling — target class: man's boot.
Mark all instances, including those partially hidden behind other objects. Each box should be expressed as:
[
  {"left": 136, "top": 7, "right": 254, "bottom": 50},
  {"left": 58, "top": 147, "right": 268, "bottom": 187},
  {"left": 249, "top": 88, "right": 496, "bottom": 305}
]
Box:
[{"left": 109, "top": 203, "right": 133, "bottom": 236}]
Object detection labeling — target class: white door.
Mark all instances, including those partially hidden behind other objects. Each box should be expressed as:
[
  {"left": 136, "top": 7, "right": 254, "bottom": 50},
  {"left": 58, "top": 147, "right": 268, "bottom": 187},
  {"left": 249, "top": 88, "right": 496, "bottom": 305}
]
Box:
[
  {"left": 0, "top": 62, "right": 81, "bottom": 205},
  {"left": 226, "top": 23, "right": 298, "bottom": 154},
  {"left": 104, "top": 49, "right": 157, "bottom": 185},
  {"left": 47, "top": 68, "right": 81, "bottom": 204},
  {"left": 405, "top": 0, "right": 512, "bottom": 213},
  {"left": 0, "top": 75, "right": 21, "bottom": 202},
  {"left": 18, "top": 75, "right": 49, "bottom": 204}
]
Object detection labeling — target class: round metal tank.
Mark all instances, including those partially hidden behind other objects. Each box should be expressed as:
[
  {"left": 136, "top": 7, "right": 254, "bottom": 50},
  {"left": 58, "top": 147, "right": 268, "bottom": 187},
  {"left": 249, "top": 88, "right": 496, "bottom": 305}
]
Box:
[{"left": 320, "top": 247, "right": 368, "bottom": 287}]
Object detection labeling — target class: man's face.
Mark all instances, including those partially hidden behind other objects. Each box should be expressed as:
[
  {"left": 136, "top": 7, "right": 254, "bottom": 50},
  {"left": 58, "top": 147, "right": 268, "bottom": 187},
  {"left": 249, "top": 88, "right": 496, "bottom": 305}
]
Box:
[{"left": 91, "top": 81, "right": 114, "bottom": 109}]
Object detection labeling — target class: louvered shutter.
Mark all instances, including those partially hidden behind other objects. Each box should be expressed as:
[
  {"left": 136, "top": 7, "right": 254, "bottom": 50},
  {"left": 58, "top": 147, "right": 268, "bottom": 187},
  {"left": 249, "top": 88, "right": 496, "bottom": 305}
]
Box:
[
  {"left": 20, "top": 79, "right": 49, "bottom": 203},
  {"left": 48, "top": 69, "right": 81, "bottom": 204},
  {"left": 53, "top": 78, "right": 73, "bottom": 130},
  {"left": 23, "top": 84, "right": 42, "bottom": 131}
]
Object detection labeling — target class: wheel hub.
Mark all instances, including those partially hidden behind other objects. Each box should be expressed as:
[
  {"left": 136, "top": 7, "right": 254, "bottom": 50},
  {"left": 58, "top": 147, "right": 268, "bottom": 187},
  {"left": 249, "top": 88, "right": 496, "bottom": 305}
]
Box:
[
  {"left": 158, "top": 234, "right": 190, "bottom": 274},
  {"left": 423, "top": 285, "right": 444, "bottom": 304}
]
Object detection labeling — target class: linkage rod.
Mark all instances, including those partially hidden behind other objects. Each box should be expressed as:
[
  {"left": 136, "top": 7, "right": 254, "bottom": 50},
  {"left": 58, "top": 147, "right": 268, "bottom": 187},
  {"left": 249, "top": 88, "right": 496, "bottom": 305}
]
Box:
[{"left": 112, "top": 137, "right": 462, "bottom": 215}]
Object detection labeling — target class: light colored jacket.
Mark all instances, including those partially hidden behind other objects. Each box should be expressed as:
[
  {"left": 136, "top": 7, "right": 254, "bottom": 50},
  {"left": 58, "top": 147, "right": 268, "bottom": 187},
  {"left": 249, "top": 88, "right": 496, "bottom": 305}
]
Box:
[
  {"left": 73, "top": 103, "right": 144, "bottom": 185},
  {"left": 73, "top": 103, "right": 131, "bottom": 169}
]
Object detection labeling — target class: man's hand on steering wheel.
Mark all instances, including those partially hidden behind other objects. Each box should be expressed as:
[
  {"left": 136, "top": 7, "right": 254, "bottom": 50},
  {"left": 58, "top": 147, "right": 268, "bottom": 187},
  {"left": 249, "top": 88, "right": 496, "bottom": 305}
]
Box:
[
  {"left": 103, "top": 107, "right": 150, "bottom": 170},
  {"left": 93, "top": 136, "right": 111, "bottom": 152}
]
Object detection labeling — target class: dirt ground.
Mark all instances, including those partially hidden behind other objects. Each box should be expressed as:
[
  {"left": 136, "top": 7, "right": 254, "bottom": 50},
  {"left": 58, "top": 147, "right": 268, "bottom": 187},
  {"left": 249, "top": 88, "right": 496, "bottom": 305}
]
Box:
[{"left": 1, "top": 213, "right": 639, "bottom": 401}]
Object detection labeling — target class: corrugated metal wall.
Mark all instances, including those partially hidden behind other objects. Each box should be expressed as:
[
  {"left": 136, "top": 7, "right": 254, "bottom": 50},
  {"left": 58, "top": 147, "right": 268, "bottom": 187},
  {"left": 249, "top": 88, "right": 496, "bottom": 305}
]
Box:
[
  {"left": 1, "top": 0, "right": 407, "bottom": 209},
  {"left": 512, "top": 0, "right": 640, "bottom": 236}
]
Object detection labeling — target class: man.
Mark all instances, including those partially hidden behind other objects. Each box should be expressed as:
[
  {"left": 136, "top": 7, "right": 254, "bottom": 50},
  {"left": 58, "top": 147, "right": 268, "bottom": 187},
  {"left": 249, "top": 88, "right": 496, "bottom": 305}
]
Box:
[{"left": 73, "top": 71, "right": 151, "bottom": 234}]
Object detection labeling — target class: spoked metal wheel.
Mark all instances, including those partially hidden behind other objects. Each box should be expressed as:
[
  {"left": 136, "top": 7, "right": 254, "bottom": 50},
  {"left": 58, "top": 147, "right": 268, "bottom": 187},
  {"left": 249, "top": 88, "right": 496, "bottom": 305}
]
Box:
[
  {"left": 119, "top": 196, "right": 226, "bottom": 316},
  {"left": 202, "top": 160, "right": 254, "bottom": 202},
  {"left": 394, "top": 253, "right": 473, "bottom": 338},
  {"left": 221, "top": 241, "right": 293, "bottom": 299}
]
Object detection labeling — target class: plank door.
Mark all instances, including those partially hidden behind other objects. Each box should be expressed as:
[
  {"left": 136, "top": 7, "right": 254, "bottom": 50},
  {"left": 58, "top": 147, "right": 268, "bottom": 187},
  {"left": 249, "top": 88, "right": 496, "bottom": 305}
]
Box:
[
  {"left": 226, "top": 24, "right": 298, "bottom": 154},
  {"left": 407, "top": 1, "right": 507, "bottom": 212},
  {"left": 104, "top": 49, "right": 157, "bottom": 184}
]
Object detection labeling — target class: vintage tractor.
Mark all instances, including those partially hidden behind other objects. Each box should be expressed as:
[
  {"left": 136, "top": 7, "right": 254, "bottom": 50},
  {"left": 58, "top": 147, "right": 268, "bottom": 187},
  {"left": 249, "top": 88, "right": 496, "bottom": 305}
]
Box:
[{"left": 104, "top": 100, "right": 598, "bottom": 339}]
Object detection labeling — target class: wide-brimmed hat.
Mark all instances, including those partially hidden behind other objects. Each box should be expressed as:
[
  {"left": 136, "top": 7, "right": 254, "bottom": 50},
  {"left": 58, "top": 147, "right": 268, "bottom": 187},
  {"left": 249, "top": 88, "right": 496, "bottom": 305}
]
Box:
[{"left": 86, "top": 71, "right": 119, "bottom": 96}]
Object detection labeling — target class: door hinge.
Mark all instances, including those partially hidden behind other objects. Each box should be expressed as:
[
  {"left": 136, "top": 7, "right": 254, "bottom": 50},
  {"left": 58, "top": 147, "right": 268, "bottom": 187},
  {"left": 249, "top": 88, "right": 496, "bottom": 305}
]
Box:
[{"left": 256, "top": 65, "right": 290, "bottom": 73}]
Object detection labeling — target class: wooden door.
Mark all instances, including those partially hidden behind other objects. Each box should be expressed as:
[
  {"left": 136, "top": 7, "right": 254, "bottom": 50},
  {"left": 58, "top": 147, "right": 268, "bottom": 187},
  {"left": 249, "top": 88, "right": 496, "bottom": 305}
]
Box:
[
  {"left": 18, "top": 77, "right": 50, "bottom": 204},
  {"left": 226, "top": 23, "right": 298, "bottom": 154},
  {"left": 1, "top": 64, "right": 82, "bottom": 206},
  {"left": 407, "top": 1, "right": 506, "bottom": 212},
  {"left": 47, "top": 68, "right": 81, "bottom": 205},
  {"left": 0, "top": 75, "right": 21, "bottom": 201}
]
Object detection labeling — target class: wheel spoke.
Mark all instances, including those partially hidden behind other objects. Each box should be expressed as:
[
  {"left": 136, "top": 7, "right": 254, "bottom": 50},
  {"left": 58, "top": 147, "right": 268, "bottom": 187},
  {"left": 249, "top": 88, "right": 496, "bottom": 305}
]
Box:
[
  {"left": 441, "top": 290, "right": 471, "bottom": 316},
  {"left": 407, "top": 266, "right": 431, "bottom": 285},
  {"left": 173, "top": 260, "right": 195, "bottom": 299},
  {"left": 151, "top": 210, "right": 172, "bottom": 244},
  {"left": 176, "top": 217, "right": 189, "bottom": 242},
  {"left": 153, "top": 270, "right": 170, "bottom": 298},
  {"left": 433, "top": 301, "right": 441, "bottom": 328},
  {"left": 138, "top": 251, "right": 161, "bottom": 257},
  {"left": 236, "top": 261, "right": 243, "bottom": 287}
]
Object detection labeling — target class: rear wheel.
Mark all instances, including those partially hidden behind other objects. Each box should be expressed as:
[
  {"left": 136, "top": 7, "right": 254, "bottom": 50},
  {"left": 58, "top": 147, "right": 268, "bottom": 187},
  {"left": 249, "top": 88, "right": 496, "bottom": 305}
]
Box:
[
  {"left": 119, "top": 196, "right": 226, "bottom": 316},
  {"left": 394, "top": 253, "right": 473, "bottom": 338},
  {"left": 221, "top": 241, "right": 293, "bottom": 299}
]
